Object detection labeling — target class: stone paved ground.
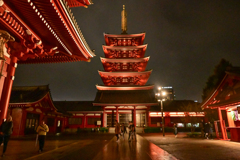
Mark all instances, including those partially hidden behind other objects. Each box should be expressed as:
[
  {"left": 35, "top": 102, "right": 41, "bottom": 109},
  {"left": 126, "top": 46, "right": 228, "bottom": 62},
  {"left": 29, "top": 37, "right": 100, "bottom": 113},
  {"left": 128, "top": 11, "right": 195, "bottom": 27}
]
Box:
[
  {"left": 1, "top": 133, "right": 114, "bottom": 160},
  {"left": 0, "top": 132, "right": 240, "bottom": 160},
  {"left": 140, "top": 133, "right": 240, "bottom": 160}
]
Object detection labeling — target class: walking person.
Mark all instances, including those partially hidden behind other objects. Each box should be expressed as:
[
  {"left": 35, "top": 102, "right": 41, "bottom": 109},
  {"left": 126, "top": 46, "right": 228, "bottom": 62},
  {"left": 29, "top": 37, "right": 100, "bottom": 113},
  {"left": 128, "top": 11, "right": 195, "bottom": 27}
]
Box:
[
  {"left": 128, "top": 121, "right": 132, "bottom": 141},
  {"left": 115, "top": 120, "right": 120, "bottom": 142},
  {"left": 205, "top": 122, "right": 210, "bottom": 139},
  {"left": 208, "top": 122, "right": 213, "bottom": 139},
  {"left": 36, "top": 120, "right": 49, "bottom": 153},
  {"left": 0, "top": 115, "right": 13, "bottom": 157},
  {"left": 200, "top": 119, "right": 205, "bottom": 138},
  {"left": 128, "top": 121, "right": 136, "bottom": 141},
  {"left": 121, "top": 123, "right": 127, "bottom": 139},
  {"left": 173, "top": 123, "right": 178, "bottom": 138}
]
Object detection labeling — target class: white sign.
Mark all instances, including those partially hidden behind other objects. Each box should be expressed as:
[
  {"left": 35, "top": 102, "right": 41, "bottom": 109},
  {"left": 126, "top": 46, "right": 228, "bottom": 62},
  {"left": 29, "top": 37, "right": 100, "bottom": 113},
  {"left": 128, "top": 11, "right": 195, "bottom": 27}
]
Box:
[{"left": 97, "top": 121, "right": 101, "bottom": 125}]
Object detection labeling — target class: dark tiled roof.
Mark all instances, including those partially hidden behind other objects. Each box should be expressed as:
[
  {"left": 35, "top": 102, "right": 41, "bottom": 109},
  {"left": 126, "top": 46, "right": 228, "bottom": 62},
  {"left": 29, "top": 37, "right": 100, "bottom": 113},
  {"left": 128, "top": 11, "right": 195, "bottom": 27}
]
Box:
[
  {"left": 10, "top": 85, "right": 50, "bottom": 103},
  {"left": 150, "top": 100, "right": 201, "bottom": 112},
  {"left": 53, "top": 101, "right": 103, "bottom": 112},
  {"left": 94, "top": 89, "right": 157, "bottom": 104}
]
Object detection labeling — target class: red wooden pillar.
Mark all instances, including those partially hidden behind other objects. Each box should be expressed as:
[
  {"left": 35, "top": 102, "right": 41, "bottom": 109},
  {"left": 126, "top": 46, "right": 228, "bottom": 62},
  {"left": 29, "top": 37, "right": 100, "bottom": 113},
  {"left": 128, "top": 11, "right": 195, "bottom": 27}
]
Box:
[
  {"left": 0, "top": 56, "right": 17, "bottom": 121},
  {"left": 116, "top": 106, "right": 119, "bottom": 122},
  {"left": 146, "top": 107, "right": 150, "bottom": 127},
  {"left": 133, "top": 106, "right": 136, "bottom": 127},
  {"left": 83, "top": 114, "right": 86, "bottom": 128},
  {"left": 218, "top": 107, "right": 228, "bottom": 140},
  {"left": 103, "top": 107, "right": 106, "bottom": 127}
]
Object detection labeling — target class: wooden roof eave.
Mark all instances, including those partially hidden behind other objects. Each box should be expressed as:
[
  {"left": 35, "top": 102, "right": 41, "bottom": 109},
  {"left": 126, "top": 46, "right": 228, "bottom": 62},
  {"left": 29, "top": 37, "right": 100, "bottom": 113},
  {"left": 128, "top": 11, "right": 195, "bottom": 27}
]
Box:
[
  {"left": 54, "top": 0, "right": 95, "bottom": 58},
  {"left": 5, "top": 0, "right": 94, "bottom": 61},
  {"left": 100, "top": 56, "right": 150, "bottom": 63},
  {"left": 98, "top": 70, "right": 152, "bottom": 76},
  {"left": 102, "top": 44, "right": 148, "bottom": 51},
  {"left": 200, "top": 74, "right": 228, "bottom": 110},
  {"left": 96, "top": 84, "right": 155, "bottom": 91}
]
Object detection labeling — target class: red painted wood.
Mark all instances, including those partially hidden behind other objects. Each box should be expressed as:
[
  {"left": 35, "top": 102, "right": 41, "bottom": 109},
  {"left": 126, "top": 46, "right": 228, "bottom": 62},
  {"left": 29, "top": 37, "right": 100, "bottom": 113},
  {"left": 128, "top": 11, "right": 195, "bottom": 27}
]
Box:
[{"left": 0, "top": 56, "right": 17, "bottom": 121}]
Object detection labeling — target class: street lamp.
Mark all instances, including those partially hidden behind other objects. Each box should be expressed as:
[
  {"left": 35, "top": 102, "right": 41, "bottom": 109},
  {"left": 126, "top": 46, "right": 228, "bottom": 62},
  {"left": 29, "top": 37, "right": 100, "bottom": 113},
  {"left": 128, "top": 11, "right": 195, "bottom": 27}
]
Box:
[{"left": 156, "top": 87, "right": 166, "bottom": 136}]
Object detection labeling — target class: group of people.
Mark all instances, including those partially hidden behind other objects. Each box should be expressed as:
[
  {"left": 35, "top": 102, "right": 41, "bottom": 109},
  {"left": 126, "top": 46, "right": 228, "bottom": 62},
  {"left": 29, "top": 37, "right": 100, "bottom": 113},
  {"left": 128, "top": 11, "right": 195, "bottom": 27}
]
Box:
[
  {"left": 115, "top": 120, "right": 136, "bottom": 142},
  {"left": 201, "top": 120, "right": 213, "bottom": 139},
  {"left": 0, "top": 115, "right": 49, "bottom": 157}
]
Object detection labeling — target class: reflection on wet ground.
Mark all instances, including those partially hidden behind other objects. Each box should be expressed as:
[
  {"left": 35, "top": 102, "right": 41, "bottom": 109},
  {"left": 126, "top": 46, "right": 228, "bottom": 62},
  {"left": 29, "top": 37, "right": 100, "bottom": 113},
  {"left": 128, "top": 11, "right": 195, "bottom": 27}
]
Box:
[{"left": 2, "top": 133, "right": 177, "bottom": 160}]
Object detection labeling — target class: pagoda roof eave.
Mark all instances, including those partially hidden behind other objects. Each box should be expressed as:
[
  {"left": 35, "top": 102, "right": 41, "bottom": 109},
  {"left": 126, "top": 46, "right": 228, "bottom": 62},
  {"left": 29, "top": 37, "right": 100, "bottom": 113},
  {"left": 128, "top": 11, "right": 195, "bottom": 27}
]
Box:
[
  {"left": 102, "top": 44, "right": 148, "bottom": 50},
  {"left": 103, "top": 33, "right": 146, "bottom": 38},
  {"left": 98, "top": 70, "right": 152, "bottom": 76},
  {"left": 96, "top": 85, "right": 155, "bottom": 90},
  {"left": 100, "top": 56, "right": 150, "bottom": 63}
]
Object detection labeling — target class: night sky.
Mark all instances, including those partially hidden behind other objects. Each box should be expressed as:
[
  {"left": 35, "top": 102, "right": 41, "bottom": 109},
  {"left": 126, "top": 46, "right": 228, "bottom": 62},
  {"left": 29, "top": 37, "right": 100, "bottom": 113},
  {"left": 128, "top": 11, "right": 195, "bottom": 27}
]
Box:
[{"left": 13, "top": 0, "right": 240, "bottom": 102}]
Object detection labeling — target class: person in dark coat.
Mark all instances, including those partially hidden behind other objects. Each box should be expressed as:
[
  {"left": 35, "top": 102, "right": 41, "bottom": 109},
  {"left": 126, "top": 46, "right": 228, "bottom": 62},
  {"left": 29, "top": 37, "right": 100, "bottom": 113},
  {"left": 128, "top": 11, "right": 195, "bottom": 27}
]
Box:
[
  {"left": 205, "top": 122, "right": 210, "bottom": 139},
  {"left": 115, "top": 120, "right": 120, "bottom": 142},
  {"left": 200, "top": 119, "right": 205, "bottom": 138},
  {"left": 0, "top": 115, "right": 13, "bottom": 157},
  {"left": 173, "top": 123, "right": 178, "bottom": 138},
  {"left": 208, "top": 122, "right": 213, "bottom": 139},
  {"left": 121, "top": 123, "right": 127, "bottom": 139}
]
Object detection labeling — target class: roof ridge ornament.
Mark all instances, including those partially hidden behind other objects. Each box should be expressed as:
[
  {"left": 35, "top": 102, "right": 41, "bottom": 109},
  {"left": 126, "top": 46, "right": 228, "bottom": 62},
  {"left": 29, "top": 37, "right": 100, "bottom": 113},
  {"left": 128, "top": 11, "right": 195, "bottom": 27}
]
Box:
[{"left": 121, "top": 5, "right": 127, "bottom": 34}]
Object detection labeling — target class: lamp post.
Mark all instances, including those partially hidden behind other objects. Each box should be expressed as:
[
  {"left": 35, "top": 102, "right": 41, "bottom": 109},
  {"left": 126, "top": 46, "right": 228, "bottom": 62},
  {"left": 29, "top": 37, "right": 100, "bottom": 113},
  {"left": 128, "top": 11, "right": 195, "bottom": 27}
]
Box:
[{"left": 156, "top": 87, "right": 166, "bottom": 137}]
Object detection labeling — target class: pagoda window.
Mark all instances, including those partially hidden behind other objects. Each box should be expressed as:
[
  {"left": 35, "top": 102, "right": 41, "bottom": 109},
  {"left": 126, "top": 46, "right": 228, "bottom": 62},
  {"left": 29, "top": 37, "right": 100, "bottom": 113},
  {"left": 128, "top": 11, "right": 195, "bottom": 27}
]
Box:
[
  {"left": 123, "top": 39, "right": 127, "bottom": 46},
  {"left": 117, "top": 63, "right": 121, "bottom": 70},
  {"left": 123, "top": 64, "right": 128, "bottom": 70},
  {"left": 130, "top": 77, "right": 133, "bottom": 83},
  {"left": 116, "top": 77, "right": 121, "bottom": 83},
  {"left": 118, "top": 40, "right": 121, "bottom": 46},
  {"left": 122, "top": 78, "right": 128, "bottom": 83},
  {"left": 128, "top": 39, "right": 132, "bottom": 46},
  {"left": 129, "top": 63, "right": 133, "bottom": 70}
]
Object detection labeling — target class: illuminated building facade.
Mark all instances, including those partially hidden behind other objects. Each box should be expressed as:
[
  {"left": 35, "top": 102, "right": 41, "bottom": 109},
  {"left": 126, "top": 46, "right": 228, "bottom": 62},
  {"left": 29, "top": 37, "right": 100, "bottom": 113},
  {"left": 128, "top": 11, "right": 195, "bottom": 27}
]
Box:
[{"left": 201, "top": 67, "right": 240, "bottom": 141}]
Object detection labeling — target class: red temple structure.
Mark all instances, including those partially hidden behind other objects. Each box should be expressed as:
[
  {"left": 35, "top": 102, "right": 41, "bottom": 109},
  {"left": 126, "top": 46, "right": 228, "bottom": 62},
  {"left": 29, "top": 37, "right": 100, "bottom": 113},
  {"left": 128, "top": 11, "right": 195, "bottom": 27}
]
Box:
[
  {"left": 7, "top": 5, "right": 205, "bottom": 134},
  {"left": 93, "top": 5, "right": 157, "bottom": 128},
  {"left": 9, "top": 85, "right": 70, "bottom": 136},
  {"left": 201, "top": 67, "right": 240, "bottom": 141},
  {"left": 0, "top": 0, "right": 95, "bottom": 126}
]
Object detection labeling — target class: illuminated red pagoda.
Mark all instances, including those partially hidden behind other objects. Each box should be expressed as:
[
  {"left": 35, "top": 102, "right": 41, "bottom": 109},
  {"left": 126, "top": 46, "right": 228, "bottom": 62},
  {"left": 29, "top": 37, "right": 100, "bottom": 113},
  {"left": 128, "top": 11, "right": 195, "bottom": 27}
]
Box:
[{"left": 93, "top": 5, "right": 157, "bottom": 128}]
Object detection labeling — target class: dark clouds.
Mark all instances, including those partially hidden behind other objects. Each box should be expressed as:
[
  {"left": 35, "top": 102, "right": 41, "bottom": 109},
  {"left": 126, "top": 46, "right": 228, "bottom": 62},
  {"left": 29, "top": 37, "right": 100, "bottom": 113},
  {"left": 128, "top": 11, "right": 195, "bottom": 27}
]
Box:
[{"left": 13, "top": 0, "right": 240, "bottom": 102}]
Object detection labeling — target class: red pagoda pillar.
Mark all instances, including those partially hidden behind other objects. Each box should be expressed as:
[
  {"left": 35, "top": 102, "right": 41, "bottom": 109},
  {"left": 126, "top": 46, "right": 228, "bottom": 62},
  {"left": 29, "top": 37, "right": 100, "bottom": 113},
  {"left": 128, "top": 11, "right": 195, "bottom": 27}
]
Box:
[
  {"left": 133, "top": 106, "right": 136, "bottom": 127},
  {"left": 0, "top": 56, "right": 17, "bottom": 121},
  {"left": 116, "top": 106, "right": 119, "bottom": 122},
  {"left": 83, "top": 114, "right": 87, "bottom": 128},
  {"left": 103, "top": 107, "right": 106, "bottom": 127}
]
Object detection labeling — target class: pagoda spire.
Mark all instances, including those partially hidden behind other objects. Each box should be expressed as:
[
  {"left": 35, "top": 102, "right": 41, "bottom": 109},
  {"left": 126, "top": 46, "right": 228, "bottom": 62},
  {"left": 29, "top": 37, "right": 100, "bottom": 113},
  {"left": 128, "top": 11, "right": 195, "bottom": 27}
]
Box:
[{"left": 121, "top": 5, "right": 127, "bottom": 34}]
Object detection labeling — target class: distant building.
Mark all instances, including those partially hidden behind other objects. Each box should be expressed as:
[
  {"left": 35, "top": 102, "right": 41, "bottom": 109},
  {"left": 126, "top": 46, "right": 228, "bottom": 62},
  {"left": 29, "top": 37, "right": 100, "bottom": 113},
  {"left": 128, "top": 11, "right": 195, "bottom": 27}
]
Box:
[{"left": 161, "top": 86, "right": 175, "bottom": 100}]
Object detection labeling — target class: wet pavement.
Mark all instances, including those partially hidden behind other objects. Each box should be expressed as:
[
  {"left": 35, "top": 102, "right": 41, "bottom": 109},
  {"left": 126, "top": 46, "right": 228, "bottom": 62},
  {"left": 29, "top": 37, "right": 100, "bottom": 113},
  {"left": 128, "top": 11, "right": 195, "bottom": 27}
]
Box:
[
  {"left": 0, "top": 132, "right": 239, "bottom": 160},
  {"left": 140, "top": 133, "right": 240, "bottom": 160},
  {"left": 0, "top": 133, "right": 177, "bottom": 160}
]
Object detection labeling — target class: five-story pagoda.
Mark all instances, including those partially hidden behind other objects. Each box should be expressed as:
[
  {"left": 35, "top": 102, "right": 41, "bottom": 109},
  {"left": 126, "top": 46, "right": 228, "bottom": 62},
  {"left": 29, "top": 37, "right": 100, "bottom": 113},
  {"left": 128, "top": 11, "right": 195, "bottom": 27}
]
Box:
[{"left": 93, "top": 6, "right": 157, "bottom": 128}]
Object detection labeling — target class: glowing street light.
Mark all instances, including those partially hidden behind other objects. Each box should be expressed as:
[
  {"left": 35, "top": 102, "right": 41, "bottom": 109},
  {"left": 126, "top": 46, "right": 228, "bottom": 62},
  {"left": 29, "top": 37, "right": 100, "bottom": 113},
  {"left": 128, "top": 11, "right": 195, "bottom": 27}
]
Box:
[{"left": 156, "top": 87, "right": 167, "bottom": 137}]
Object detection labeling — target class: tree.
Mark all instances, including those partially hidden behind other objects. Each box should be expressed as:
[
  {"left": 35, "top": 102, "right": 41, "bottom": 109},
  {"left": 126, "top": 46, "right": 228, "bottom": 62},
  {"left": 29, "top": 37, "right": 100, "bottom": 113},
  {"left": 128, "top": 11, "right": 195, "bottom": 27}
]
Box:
[{"left": 202, "top": 59, "right": 232, "bottom": 101}]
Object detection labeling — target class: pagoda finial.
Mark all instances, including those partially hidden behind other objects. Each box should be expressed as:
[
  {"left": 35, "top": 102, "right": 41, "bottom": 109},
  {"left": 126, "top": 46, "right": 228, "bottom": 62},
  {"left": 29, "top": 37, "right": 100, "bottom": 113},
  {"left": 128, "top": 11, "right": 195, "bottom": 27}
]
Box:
[{"left": 121, "top": 5, "right": 127, "bottom": 34}]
